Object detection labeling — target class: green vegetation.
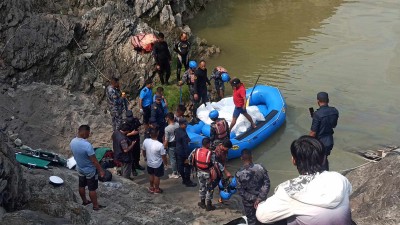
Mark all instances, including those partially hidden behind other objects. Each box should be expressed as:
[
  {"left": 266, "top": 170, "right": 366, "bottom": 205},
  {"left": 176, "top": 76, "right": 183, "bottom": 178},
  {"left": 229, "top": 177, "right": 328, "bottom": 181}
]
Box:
[{"left": 157, "top": 84, "right": 190, "bottom": 111}]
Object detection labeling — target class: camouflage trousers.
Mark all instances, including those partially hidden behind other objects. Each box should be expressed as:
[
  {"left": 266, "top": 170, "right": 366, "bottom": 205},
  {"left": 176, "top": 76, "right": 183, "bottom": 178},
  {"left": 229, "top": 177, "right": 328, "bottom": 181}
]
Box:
[
  {"left": 197, "top": 170, "right": 214, "bottom": 201},
  {"left": 111, "top": 110, "right": 123, "bottom": 131},
  {"left": 242, "top": 200, "right": 260, "bottom": 225}
]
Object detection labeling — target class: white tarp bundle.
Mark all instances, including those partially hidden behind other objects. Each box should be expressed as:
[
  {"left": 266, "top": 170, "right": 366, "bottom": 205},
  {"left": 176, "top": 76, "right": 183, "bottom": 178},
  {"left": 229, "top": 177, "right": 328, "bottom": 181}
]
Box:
[{"left": 197, "top": 97, "right": 265, "bottom": 136}]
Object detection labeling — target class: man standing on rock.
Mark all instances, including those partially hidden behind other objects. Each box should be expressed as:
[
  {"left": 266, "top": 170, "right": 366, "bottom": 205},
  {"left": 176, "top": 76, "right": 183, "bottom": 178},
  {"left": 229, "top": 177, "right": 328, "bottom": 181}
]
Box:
[
  {"left": 139, "top": 79, "right": 154, "bottom": 130},
  {"left": 175, "top": 118, "right": 197, "bottom": 187},
  {"left": 309, "top": 92, "right": 339, "bottom": 171},
  {"left": 236, "top": 150, "right": 270, "bottom": 225},
  {"left": 142, "top": 128, "right": 168, "bottom": 194},
  {"left": 107, "top": 77, "right": 125, "bottom": 131},
  {"left": 179, "top": 60, "right": 198, "bottom": 121},
  {"left": 150, "top": 94, "right": 166, "bottom": 143},
  {"left": 164, "top": 112, "right": 180, "bottom": 179},
  {"left": 125, "top": 110, "right": 144, "bottom": 176},
  {"left": 70, "top": 125, "right": 105, "bottom": 211},
  {"left": 153, "top": 32, "right": 172, "bottom": 85},
  {"left": 256, "top": 136, "right": 352, "bottom": 225},
  {"left": 112, "top": 123, "right": 137, "bottom": 180},
  {"left": 193, "top": 60, "right": 211, "bottom": 121},
  {"left": 174, "top": 32, "right": 191, "bottom": 82}
]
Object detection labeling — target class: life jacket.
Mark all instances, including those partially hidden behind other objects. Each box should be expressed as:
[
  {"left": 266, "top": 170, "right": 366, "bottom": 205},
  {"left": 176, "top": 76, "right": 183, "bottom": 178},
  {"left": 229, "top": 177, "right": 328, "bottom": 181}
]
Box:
[
  {"left": 131, "top": 33, "right": 157, "bottom": 53},
  {"left": 213, "top": 119, "right": 228, "bottom": 139},
  {"left": 213, "top": 66, "right": 228, "bottom": 79},
  {"left": 193, "top": 148, "right": 212, "bottom": 170}
]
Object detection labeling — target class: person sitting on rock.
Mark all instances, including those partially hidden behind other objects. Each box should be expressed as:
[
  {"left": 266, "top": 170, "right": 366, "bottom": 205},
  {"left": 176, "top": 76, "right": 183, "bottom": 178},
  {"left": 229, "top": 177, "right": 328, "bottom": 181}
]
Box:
[
  {"left": 209, "top": 110, "right": 230, "bottom": 150},
  {"left": 256, "top": 136, "right": 353, "bottom": 225},
  {"left": 70, "top": 125, "right": 105, "bottom": 211}
]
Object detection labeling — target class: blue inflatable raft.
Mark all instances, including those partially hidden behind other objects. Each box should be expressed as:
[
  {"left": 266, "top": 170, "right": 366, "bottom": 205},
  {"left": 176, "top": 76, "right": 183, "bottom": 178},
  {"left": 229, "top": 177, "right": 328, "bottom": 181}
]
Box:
[{"left": 186, "top": 85, "right": 286, "bottom": 159}]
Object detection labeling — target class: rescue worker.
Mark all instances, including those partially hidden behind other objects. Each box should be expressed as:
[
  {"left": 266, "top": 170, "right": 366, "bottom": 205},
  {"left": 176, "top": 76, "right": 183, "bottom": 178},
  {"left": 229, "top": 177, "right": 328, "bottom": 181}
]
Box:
[
  {"left": 175, "top": 118, "right": 197, "bottom": 187},
  {"left": 179, "top": 60, "right": 198, "bottom": 121},
  {"left": 107, "top": 77, "right": 125, "bottom": 131},
  {"left": 189, "top": 137, "right": 230, "bottom": 211},
  {"left": 174, "top": 32, "right": 191, "bottom": 81},
  {"left": 164, "top": 112, "right": 179, "bottom": 178},
  {"left": 236, "top": 150, "right": 270, "bottom": 225},
  {"left": 150, "top": 94, "right": 166, "bottom": 143},
  {"left": 213, "top": 139, "right": 233, "bottom": 204},
  {"left": 193, "top": 60, "right": 211, "bottom": 119},
  {"left": 309, "top": 92, "right": 339, "bottom": 171},
  {"left": 229, "top": 78, "right": 257, "bottom": 130},
  {"left": 139, "top": 79, "right": 154, "bottom": 130},
  {"left": 124, "top": 110, "right": 144, "bottom": 176},
  {"left": 209, "top": 110, "right": 230, "bottom": 150},
  {"left": 112, "top": 123, "right": 137, "bottom": 180},
  {"left": 210, "top": 66, "right": 230, "bottom": 101},
  {"left": 153, "top": 32, "right": 172, "bottom": 85}
]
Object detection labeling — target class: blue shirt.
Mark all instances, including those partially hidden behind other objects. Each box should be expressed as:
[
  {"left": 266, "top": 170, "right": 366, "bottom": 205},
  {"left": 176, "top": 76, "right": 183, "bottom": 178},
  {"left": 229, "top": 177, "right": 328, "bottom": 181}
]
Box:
[
  {"left": 70, "top": 137, "right": 96, "bottom": 176},
  {"left": 153, "top": 94, "right": 168, "bottom": 114},
  {"left": 140, "top": 87, "right": 153, "bottom": 107}
]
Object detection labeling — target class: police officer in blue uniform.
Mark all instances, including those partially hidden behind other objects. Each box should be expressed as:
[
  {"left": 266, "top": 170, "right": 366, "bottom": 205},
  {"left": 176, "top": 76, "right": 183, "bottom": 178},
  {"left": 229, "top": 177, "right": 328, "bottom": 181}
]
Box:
[
  {"left": 107, "top": 77, "right": 125, "bottom": 131},
  {"left": 309, "top": 92, "right": 339, "bottom": 171},
  {"left": 150, "top": 94, "right": 166, "bottom": 143}
]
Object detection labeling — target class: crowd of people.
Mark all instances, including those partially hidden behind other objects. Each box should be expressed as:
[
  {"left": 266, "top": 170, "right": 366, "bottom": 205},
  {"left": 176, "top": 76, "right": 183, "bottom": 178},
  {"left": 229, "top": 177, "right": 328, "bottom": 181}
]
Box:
[{"left": 69, "top": 31, "right": 352, "bottom": 225}]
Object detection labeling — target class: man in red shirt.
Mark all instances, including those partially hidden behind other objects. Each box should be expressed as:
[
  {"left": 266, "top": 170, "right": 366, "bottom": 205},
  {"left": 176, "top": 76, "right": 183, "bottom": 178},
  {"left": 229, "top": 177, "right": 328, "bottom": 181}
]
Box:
[{"left": 229, "top": 78, "right": 256, "bottom": 131}]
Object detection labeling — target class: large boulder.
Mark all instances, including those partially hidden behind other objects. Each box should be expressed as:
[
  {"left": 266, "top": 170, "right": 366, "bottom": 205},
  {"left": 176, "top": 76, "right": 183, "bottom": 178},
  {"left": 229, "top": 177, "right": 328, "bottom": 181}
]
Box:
[{"left": 347, "top": 151, "right": 400, "bottom": 225}]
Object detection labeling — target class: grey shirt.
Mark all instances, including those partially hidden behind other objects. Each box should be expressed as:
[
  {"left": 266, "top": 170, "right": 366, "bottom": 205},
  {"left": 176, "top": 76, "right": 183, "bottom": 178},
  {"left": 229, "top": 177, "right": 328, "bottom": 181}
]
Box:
[{"left": 165, "top": 123, "right": 179, "bottom": 143}]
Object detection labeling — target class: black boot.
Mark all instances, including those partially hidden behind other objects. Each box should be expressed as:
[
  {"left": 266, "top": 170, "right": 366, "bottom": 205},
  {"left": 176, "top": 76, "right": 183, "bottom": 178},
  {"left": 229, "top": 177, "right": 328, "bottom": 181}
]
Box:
[
  {"left": 206, "top": 200, "right": 216, "bottom": 211},
  {"left": 198, "top": 199, "right": 206, "bottom": 209}
]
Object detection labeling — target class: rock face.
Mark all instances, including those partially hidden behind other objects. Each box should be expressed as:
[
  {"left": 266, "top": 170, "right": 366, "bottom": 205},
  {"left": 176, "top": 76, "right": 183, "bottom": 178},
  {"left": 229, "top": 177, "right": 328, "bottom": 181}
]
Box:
[{"left": 347, "top": 151, "right": 400, "bottom": 225}]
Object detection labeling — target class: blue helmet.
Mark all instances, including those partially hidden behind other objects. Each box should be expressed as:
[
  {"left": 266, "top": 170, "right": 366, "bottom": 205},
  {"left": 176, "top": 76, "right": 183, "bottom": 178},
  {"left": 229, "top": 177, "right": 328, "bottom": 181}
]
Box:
[
  {"left": 209, "top": 110, "right": 219, "bottom": 120},
  {"left": 189, "top": 61, "right": 197, "bottom": 69},
  {"left": 221, "top": 73, "right": 230, "bottom": 82},
  {"left": 229, "top": 177, "right": 237, "bottom": 189},
  {"left": 220, "top": 189, "right": 233, "bottom": 200}
]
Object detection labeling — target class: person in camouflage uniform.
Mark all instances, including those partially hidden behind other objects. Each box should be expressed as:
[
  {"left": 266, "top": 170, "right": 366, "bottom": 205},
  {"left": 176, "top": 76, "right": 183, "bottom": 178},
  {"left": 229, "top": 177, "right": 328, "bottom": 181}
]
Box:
[
  {"left": 189, "top": 138, "right": 227, "bottom": 211},
  {"left": 236, "top": 149, "right": 270, "bottom": 225},
  {"left": 107, "top": 77, "right": 125, "bottom": 131}
]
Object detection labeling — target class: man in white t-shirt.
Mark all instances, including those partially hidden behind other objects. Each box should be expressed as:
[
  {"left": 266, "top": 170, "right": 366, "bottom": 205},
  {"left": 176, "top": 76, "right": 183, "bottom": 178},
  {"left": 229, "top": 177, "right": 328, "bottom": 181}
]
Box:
[{"left": 142, "top": 128, "right": 168, "bottom": 194}]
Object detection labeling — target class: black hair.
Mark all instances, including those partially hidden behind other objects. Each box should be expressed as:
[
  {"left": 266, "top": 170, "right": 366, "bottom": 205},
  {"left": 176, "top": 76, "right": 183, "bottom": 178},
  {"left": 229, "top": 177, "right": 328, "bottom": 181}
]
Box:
[
  {"left": 290, "top": 135, "right": 326, "bottom": 175},
  {"left": 120, "top": 123, "right": 131, "bottom": 132},
  {"left": 177, "top": 104, "right": 186, "bottom": 112},
  {"left": 222, "top": 139, "right": 233, "bottom": 149},
  {"left": 202, "top": 137, "right": 211, "bottom": 147},
  {"left": 111, "top": 77, "right": 119, "bottom": 83},
  {"left": 78, "top": 125, "right": 90, "bottom": 132},
  {"left": 149, "top": 128, "right": 159, "bottom": 137},
  {"left": 241, "top": 149, "right": 252, "bottom": 161},
  {"left": 165, "top": 112, "right": 174, "bottom": 120},
  {"left": 145, "top": 79, "right": 153, "bottom": 86},
  {"left": 158, "top": 32, "right": 165, "bottom": 39},
  {"left": 199, "top": 59, "right": 206, "bottom": 64},
  {"left": 156, "top": 87, "right": 164, "bottom": 92}
]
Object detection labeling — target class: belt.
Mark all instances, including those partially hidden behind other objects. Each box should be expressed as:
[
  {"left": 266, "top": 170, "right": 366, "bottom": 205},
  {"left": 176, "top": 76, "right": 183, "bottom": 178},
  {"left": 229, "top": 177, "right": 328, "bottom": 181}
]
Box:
[{"left": 168, "top": 141, "right": 176, "bottom": 147}]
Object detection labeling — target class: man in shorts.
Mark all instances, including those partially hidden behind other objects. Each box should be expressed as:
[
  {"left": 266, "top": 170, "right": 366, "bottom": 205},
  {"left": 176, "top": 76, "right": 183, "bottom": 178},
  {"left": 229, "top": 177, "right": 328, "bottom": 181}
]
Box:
[
  {"left": 70, "top": 125, "right": 105, "bottom": 210},
  {"left": 229, "top": 78, "right": 256, "bottom": 131},
  {"left": 142, "top": 128, "right": 168, "bottom": 194}
]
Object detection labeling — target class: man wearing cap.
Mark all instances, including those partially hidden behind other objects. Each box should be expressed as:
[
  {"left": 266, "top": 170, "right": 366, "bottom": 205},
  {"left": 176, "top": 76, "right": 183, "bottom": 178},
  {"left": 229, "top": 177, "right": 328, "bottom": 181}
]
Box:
[
  {"left": 175, "top": 118, "right": 197, "bottom": 187},
  {"left": 139, "top": 79, "right": 154, "bottom": 130},
  {"left": 150, "top": 94, "right": 167, "bottom": 143},
  {"left": 107, "top": 77, "right": 125, "bottom": 131},
  {"left": 229, "top": 78, "right": 257, "bottom": 131},
  {"left": 309, "top": 92, "right": 339, "bottom": 170}
]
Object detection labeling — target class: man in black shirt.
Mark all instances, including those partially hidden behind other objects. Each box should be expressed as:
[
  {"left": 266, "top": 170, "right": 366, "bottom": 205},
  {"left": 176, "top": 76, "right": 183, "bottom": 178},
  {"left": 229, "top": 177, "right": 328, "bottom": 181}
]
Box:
[
  {"left": 153, "top": 32, "right": 172, "bottom": 85},
  {"left": 175, "top": 118, "right": 197, "bottom": 187},
  {"left": 112, "top": 123, "right": 137, "bottom": 179},
  {"left": 150, "top": 95, "right": 167, "bottom": 142},
  {"left": 193, "top": 60, "right": 211, "bottom": 122},
  {"left": 174, "top": 32, "right": 191, "bottom": 81},
  {"left": 124, "top": 110, "right": 144, "bottom": 176},
  {"left": 309, "top": 92, "right": 339, "bottom": 171}
]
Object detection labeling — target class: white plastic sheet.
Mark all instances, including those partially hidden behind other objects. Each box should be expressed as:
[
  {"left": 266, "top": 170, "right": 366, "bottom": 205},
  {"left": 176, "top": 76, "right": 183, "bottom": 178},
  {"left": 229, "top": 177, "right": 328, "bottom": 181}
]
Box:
[{"left": 197, "top": 97, "right": 265, "bottom": 136}]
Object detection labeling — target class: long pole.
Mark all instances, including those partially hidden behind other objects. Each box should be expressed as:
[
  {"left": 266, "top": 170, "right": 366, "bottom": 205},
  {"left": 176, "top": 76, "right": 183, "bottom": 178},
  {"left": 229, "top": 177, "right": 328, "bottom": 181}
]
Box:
[{"left": 246, "top": 75, "right": 261, "bottom": 106}]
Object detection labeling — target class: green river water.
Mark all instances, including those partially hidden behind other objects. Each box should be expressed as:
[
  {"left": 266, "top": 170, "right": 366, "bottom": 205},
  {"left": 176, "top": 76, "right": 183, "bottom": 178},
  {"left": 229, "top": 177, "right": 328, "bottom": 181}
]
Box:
[{"left": 189, "top": 0, "right": 400, "bottom": 187}]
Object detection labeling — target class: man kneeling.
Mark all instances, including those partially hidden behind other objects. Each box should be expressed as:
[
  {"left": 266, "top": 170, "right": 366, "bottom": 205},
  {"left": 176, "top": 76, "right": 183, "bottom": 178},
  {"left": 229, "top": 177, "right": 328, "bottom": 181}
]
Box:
[{"left": 256, "top": 135, "right": 352, "bottom": 225}]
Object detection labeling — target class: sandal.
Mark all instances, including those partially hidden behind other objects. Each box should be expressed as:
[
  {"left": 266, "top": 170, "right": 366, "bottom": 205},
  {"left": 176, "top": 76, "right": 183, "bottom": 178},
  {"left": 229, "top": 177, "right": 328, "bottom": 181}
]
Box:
[
  {"left": 148, "top": 187, "right": 155, "bottom": 194},
  {"left": 82, "top": 200, "right": 92, "bottom": 206},
  {"left": 153, "top": 188, "right": 163, "bottom": 194},
  {"left": 93, "top": 205, "right": 106, "bottom": 211}
]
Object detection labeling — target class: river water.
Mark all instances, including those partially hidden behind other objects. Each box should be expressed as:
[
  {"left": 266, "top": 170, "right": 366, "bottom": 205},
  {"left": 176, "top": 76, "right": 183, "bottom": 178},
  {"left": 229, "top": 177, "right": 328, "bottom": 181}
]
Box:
[{"left": 189, "top": 0, "right": 400, "bottom": 186}]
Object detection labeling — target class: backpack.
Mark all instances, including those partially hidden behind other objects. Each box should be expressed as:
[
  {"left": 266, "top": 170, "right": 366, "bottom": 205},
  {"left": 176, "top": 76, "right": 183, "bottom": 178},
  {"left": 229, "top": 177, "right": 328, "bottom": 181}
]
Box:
[
  {"left": 131, "top": 33, "right": 157, "bottom": 53},
  {"left": 214, "top": 119, "right": 228, "bottom": 139},
  {"left": 213, "top": 66, "right": 228, "bottom": 79},
  {"left": 214, "top": 145, "right": 228, "bottom": 166},
  {"left": 193, "top": 148, "right": 212, "bottom": 170}
]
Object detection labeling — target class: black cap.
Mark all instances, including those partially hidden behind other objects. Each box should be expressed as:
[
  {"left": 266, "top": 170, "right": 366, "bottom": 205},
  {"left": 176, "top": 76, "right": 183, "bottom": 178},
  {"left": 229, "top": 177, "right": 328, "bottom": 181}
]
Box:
[
  {"left": 179, "top": 118, "right": 188, "bottom": 125},
  {"left": 231, "top": 78, "right": 240, "bottom": 86},
  {"left": 222, "top": 139, "right": 233, "bottom": 149},
  {"left": 155, "top": 95, "right": 162, "bottom": 100},
  {"left": 317, "top": 92, "right": 329, "bottom": 103}
]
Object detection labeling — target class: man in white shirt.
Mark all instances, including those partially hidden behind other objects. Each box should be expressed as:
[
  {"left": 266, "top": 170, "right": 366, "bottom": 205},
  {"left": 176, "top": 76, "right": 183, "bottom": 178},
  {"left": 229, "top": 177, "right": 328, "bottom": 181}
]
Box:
[
  {"left": 142, "top": 128, "right": 168, "bottom": 194},
  {"left": 256, "top": 136, "right": 352, "bottom": 225}
]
